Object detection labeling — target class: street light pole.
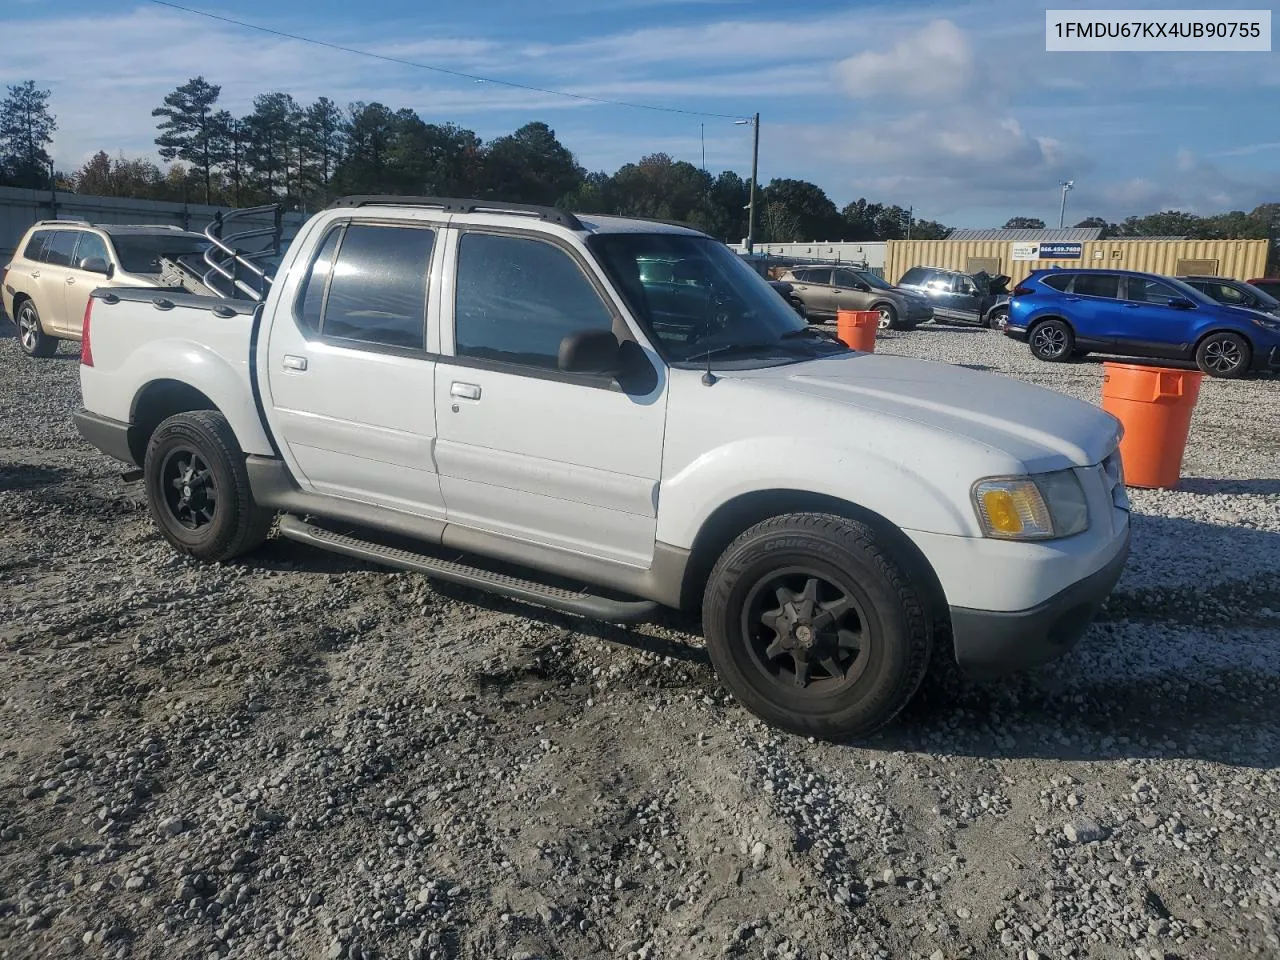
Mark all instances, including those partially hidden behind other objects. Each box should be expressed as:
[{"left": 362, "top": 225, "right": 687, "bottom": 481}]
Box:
[
  {"left": 1058, "top": 179, "right": 1074, "bottom": 229},
  {"left": 736, "top": 114, "right": 760, "bottom": 254}
]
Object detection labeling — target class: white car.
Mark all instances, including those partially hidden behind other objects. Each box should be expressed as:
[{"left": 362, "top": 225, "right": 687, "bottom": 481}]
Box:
[{"left": 71, "top": 197, "right": 1131, "bottom": 740}]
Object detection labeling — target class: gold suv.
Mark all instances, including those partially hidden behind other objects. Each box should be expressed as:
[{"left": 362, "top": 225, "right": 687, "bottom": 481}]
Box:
[{"left": 2, "top": 221, "right": 209, "bottom": 358}]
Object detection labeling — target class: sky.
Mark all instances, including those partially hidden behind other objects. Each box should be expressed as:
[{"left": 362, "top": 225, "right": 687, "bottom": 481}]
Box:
[{"left": 2, "top": 0, "right": 1278, "bottom": 228}]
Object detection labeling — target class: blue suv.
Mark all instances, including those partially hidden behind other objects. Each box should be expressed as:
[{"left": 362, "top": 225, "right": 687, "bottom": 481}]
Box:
[{"left": 1005, "top": 268, "right": 1280, "bottom": 378}]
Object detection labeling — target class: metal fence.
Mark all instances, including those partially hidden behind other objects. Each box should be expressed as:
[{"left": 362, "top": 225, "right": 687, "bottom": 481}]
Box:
[{"left": 0, "top": 185, "right": 308, "bottom": 261}]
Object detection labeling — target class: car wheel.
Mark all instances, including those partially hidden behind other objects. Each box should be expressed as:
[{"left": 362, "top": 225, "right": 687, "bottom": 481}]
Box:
[
  {"left": 987, "top": 308, "right": 1009, "bottom": 331},
  {"left": 702, "top": 513, "right": 932, "bottom": 740},
  {"left": 15, "top": 300, "right": 58, "bottom": 358},
  {"left": 875, "top": 304, "right": 897, "bottom": 330},
  {"left": 1195, "top": 331, "right": 1251, "bottom": 378},
  {"left": 1029, "top": 319, "right": 1074, "bottom": 362},
  {"left": 144, "top": 410, "right": 274, "bottom": 562}
]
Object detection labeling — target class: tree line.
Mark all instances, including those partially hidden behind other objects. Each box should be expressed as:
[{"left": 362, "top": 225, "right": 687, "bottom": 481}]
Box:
[
  {"left": 1, "top": 77, "right": 1276, "bottom": 248},
  {"left": 999, "top": 208, "right": 1280, "bottom": 241}
]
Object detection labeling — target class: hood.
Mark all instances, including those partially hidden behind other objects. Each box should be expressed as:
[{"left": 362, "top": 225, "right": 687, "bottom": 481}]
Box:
[{"left": 726, "top": 352, "right": 1120, "bottom": 472}]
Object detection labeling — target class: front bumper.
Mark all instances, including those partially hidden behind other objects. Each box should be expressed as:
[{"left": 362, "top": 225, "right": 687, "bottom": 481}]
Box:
[
  {"left": 948, "top": 526, "right": 1130, "bottom": 678},
  {"left": 74, "top": 408, "right": 137, "bottom": 466}
]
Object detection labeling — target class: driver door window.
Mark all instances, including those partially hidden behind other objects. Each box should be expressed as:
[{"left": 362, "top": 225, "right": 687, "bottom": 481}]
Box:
[
  {"left": 453, "top": 232, "right": 614, "bottom": 369},
  {"left": 1127, "top": 278, "right": 1180, "bottom": 304}
]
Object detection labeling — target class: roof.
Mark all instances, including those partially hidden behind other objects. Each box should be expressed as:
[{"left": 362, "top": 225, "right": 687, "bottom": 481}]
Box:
[
  {"left": 946, "top": 227, "right": 1103, "bottom": 242},
  {"left": 576, "top": 214, "right": 703, "bottom": 237}
]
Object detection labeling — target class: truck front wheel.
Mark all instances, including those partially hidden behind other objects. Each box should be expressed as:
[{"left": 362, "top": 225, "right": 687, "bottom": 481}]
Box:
[
  {"left": 702, "top": 513, "right": 933, "bottom": 740},
  {"left": 143, "top": 410, "right": 273, "bottom": 562}
]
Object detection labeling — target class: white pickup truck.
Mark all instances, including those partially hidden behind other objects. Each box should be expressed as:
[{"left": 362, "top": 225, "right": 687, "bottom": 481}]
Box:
[{"left": 73, "top": 197, "right": 1131, "bottom": 740}]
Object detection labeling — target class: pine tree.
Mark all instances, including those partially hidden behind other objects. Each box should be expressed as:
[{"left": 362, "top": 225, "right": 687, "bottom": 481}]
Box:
[
  {"left": 152, "top": 77, "right": 222, "bottom": 204},
  {"left": 0, "top": 81, "right": 57, "bottom": 188}
]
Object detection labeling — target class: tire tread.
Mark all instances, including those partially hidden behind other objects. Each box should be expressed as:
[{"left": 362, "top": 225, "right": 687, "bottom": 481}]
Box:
[
  {"left": 144, "top": 410, "right": 272, "bottom": 562},
  {"left": 702, "top": 511, "right": 932, "bottom": 740}
]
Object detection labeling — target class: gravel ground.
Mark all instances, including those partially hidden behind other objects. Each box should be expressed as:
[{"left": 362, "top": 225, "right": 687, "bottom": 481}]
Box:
[{"left": 1, "top": 316, "right": 1279, "bottom": 960}]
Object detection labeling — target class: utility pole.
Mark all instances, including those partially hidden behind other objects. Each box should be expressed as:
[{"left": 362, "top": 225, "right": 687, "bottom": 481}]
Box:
[
  {"left": 907, "top": 205, "right": 913, "bottom": 240},
  {"left": 1059, "top": 180, "right": 1074, "bottom": 229}
]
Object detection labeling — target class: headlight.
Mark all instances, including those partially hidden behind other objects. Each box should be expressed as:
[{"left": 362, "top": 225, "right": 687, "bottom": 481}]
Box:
[{"left": 972, "top": 469, "right": 1089, "bottom": 540}]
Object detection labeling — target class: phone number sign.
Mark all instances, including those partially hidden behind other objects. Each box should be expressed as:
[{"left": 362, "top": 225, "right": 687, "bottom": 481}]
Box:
[{"left": 1012, "top": 242, "right": 1083, "bottom": 261}]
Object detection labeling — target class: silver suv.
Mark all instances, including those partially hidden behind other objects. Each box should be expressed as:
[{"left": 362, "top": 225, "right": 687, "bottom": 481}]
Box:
[
  {"left": 778, "top": 265, "right": 934, "bottom": 329},
  {"left": 3, "top": 221, "right": 209, "bottom": 357},
  {"left": 896, "top": 265, "right": 1012, "bottom": 329}
]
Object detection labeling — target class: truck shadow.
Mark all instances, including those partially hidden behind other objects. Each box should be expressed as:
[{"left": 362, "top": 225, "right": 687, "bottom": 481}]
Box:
[
  {"left": 0, "top": 463, "right": 70, "bottom": 492},
  {"left": 250, "top": 508, "right": 1280, "bottom": 767}
]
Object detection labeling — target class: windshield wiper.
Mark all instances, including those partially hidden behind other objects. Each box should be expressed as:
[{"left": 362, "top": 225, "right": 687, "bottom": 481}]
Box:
[
  {"left": 683, "top": 341, "right": 782, "bottom": 363},
  {"left": 778, "top": 327, "right": 840, "bottom": 343}
]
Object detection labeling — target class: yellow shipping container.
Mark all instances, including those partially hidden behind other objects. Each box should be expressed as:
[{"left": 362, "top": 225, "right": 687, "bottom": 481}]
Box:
[{"left": 885, "top": 239, "right": 1269, "bottom": 286}]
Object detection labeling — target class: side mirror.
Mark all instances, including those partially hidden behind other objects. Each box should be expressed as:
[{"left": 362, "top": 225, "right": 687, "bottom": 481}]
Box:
[
  {"left": 79, "top": 257, "right": 112, "bottom": 276},
  {"left": 558, "top": 329, "right": 621, "bottom": 376},
  {"left": 1168, "top": 297, "right": 1195, "bottom": 309}
]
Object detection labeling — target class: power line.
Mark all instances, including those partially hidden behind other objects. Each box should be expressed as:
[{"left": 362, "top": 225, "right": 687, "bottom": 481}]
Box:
[{"left": 145, "top": 0, "right": 745, "bottom": 121}]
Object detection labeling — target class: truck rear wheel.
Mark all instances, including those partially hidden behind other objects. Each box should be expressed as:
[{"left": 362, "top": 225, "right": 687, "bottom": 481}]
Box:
[
  {"left": 143, "top": 411, "right": 273, "bottom": 562},
  {"left": 702, "top": 513, "right": 932, "bottom": 740}
]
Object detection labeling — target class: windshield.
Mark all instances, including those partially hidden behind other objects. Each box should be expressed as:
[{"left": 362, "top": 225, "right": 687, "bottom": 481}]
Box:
[
  {"left": 1243, "top": 282, "right": 1280, "bottom": 309},
  {"left": 590, "top": 233, "right": 844, "bottom": 366},
  {"left": 109, "top": 233, "right": 211, "bottom": 274},
  {"left": 854, "top": 270, "right": 895, "bottom": 291}
]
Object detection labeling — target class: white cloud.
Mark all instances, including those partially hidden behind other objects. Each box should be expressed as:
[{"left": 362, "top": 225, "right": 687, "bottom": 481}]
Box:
[{"left": 835, "top": 19, "right": 976, "bottom": 101}]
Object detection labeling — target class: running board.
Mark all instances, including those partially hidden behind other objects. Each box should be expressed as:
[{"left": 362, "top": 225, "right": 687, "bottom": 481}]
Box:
[{"left": 276, "top": 514, "right": 659, "bottom": 624}]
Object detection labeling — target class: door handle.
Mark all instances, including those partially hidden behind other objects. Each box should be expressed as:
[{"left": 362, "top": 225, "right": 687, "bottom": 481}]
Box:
[
  {"left": 450, "top": 382, "right": 481, "bottom": 400},
  {"left": 1065, "top": 296, "right": 1081, "bottom": 302},
  {"left": 65, "top": 277, "right": 76, "bottom": 285},
  {"left": 282, "top": 355, "right": 308, "bottom": 371},
  {"left": 1123, "top": 303, "right": 1141, "bottom": 309},
  {"left": 30, "top": 270, "right": 40, "bottom": 279}
]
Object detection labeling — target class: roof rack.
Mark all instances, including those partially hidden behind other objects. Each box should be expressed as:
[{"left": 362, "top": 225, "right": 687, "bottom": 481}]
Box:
[
  {"left": 33, "top": 218, "right": 90, "bottom": 227},
  {"left": 328, "top": 196, "right": 584, "bottom": 231}
]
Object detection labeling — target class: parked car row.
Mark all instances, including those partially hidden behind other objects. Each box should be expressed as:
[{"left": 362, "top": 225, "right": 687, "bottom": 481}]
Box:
[{"left": 1005, "top": 268, "right": 1280, "bottom": 378}]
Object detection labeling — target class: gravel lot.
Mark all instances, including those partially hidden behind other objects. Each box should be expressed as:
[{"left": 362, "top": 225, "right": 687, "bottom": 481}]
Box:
[{"left": 2, "top": 316, "right": 1279, "bottom": 960}]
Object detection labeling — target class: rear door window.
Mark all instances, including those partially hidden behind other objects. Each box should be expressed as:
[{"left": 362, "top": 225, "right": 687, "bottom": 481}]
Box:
[
  {"left": 804, "top": 269, "right": 832, "bottom": 285},
  {"left": 43, "top": 231, "right": 81, "bottom": 268},
  {"left": 1040, "top": 273, "right": 1073, "bottom": 291},
  {"left": 320, "top": 223, "right": 435, "bottom": 350},
  {"left": 1072, "top": 274, "right": 1121, "bottom": 299},
  {"left": 899, "top": 267, "right": 927, "bottom": 286}
]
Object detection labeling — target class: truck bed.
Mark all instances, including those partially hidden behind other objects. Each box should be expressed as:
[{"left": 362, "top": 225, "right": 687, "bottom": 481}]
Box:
[{"left": 80, "top": 287, "right": 274, "bottom": 459}]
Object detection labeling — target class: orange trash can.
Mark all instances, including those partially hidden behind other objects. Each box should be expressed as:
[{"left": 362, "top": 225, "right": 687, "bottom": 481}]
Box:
[
  {"left": 1100, "top": 362, "right": 1202, "bottom": 489},
  {"left": 837, "top": 309, "right": 878, "bottom": 352}
]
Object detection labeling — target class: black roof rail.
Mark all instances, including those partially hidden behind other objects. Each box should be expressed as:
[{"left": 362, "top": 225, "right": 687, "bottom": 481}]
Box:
[{"left": 328, "top": 196, "right": 584, "bottom": 231}]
